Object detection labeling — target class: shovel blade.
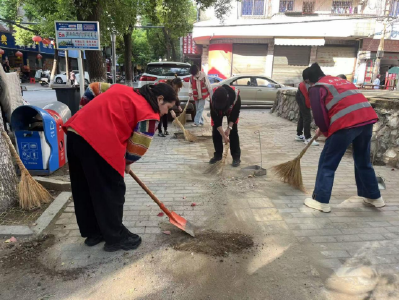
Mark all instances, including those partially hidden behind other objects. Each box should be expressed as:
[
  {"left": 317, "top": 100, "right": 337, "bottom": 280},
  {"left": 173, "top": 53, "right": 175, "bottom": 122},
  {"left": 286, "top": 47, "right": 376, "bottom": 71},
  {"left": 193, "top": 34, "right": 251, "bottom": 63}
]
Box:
[{"left": 169, "top": 211, "right": 196, "bottom": 237}]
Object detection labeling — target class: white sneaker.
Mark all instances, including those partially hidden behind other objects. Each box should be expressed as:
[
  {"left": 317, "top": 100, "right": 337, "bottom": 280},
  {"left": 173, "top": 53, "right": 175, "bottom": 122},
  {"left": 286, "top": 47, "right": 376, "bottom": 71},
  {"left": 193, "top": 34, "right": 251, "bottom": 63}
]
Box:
[
  {"left": 192, "top": 124, "right": 198, "bottom": 127},
  {"left": 363, "top": 197, "right": 385, "bottom": 208},
  {"left": 304, "top": 198, "right": 331, "bottom": 213},
  {"left": 295, "top": 135, "right": 305, "bottom": 141},
  {"left": 305, "top": 138, "right": 319, "bottom": 146}
]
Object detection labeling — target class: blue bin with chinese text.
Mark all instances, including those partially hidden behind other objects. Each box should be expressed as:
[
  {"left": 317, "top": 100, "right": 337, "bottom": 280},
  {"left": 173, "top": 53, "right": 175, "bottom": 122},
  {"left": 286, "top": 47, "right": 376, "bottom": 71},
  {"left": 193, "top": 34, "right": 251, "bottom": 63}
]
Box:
[{"left": 11, "top": 102, "right": 71, "bottom": 175}]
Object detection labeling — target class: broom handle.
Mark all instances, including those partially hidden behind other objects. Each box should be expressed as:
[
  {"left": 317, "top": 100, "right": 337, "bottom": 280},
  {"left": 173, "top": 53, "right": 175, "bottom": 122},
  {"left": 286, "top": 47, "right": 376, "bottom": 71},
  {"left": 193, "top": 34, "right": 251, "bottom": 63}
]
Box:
[
  {"left": 182, "top": 98, "right": 190, "bottom": 113},
  {"left": 172, "top": 115, "right": 186, "bottom": 132},
  {"left": 1, "top": 131, "right": 27, "bottom": 173},
  {"left": 298, "top": 135, "right": 318, "bottom": 159},
  {"left": 129, "top": 170, "right": 174, "bottom": 218}
]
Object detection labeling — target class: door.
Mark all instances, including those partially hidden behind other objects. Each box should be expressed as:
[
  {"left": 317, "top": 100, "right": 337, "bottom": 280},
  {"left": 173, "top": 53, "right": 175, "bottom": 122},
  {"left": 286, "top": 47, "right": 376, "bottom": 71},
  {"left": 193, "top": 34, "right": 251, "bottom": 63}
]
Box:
[
  {"left": 229, "top": 76, "right": 258, "bottom": 104},
  {"left": 316, "top": 46, "right": 357, "bottom": 79},
  {"left": 272, "top": 46, "right": 311, "bottom": 86},
  {"left": 254, "top": 77, "right": 279, "bottom": 105},
  {"left": 232, "top": 44, "right": 268, "bottom": 76}
]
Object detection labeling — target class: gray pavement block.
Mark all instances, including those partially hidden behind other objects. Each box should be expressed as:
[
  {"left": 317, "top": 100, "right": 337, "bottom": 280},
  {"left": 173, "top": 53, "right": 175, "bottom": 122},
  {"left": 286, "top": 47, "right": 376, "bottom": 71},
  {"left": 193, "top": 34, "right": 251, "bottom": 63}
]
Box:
[
  {"left": 321, "top": 250, "right": 351, "bottom": 258},
  {"left": 0, "top": 225, "right": 34, "bottom": 237},
  {"left": 33, "top": 176, "right": 71, "bottom": 191},
  {"left": 358, "top": 233, "right": 387, "bottom": 241}
]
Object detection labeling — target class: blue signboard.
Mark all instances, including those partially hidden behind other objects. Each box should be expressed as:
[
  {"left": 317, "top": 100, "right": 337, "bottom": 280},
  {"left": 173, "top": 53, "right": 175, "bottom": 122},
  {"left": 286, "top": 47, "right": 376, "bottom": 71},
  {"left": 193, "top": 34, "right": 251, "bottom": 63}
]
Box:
[
  {"left": 39, "top": 43, "right": 55, "bottom": 55},
  {"left": 55, "top": 21, "right": 100, "bottom": 50},
  {"left": 0, "top": 32, "right": 38, "bottom": 52}
]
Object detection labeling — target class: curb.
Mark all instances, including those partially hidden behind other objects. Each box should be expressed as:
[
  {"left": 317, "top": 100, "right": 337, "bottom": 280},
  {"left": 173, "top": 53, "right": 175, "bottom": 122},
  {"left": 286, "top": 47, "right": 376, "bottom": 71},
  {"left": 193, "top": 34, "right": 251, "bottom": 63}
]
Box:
[
  {"left": 33, "top": 177, "right": 71, "bottom": 191},
  {"left": 0, "top": 192, "right": 72, "bottom": 238}
]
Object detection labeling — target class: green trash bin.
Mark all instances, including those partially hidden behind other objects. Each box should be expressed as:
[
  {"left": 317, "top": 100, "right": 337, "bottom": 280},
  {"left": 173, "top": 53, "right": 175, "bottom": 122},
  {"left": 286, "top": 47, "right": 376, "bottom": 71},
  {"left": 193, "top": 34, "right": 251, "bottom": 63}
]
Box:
[{"left": 53, "top": 86, "right": 81, "bottom": 116}]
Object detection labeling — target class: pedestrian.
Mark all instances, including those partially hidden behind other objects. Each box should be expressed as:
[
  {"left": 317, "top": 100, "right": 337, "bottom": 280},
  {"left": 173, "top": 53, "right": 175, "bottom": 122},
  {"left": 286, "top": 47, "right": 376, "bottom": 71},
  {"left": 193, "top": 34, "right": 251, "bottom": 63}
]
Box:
[
  {"left": 70, "top": 70, "right": 76, "bottom": 86},
  {"left": 157, "top": 76, "right": 183, "bottom": 137},
  {"left": 295, "top": 68, "right": 319, "bottom": 146},
  {"left": 209, "top": 84, "right": 241, "bottom": 167},
  {"left": 3, "top": 57, "right": 10, "bottom": 73},
  {"left": 62, "top": 83, "right": 177, "bottom": 251},
  {"left": 79, "top": 82, "right": 112, "bottom": 109},
  {"left": 304, "top": 63, "right": 384, "bottom": 213},
  {"left": 373, "top": 74, "right": 381, "bottom": 89},
  {"left": 188, "top": 65, "right": 213, "bottom": 127}
]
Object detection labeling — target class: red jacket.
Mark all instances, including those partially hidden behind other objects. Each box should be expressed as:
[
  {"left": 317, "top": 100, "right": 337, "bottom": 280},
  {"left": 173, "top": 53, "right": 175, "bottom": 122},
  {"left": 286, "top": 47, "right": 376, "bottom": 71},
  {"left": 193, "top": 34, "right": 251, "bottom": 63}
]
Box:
[
  {"left": 314, "top": 76, "right": 378, "bottom": 137},
  {"left": 63, "top": 84, "right": 159, "bottom": 176},
  {"left": 298, "top": 82, "right": 311, "bottom": 108}
]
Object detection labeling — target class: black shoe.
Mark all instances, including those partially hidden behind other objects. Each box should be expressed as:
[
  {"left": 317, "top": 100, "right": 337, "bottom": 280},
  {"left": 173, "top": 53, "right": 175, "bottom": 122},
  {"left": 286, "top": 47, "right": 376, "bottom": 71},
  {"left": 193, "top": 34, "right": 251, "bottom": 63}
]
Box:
[
  {"left": 164, "top": 130, "right": 169, "bottom": 135},
  {"left": 232, "top": 159, "right": 241, "bottom": 167},
  {"left": 209, "top": 157, "right": 222, "bottom": 164},
  {"left": 158, "top": 132, "right": 165, "bottom": 137},
  {"left": 84, "top": 235, "right": 104, "bottom": 247},
  {"left": 103, "top": 235, "right": 142, "bottom": 252}
]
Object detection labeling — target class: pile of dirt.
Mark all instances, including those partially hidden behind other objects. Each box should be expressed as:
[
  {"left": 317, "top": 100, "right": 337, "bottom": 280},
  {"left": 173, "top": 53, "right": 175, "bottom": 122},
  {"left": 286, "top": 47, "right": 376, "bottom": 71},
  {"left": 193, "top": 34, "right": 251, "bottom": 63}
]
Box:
[
  {"left": 0, "top": 234, "right": 84, "bottom": 280},
  {"left": 171, "top": 230, "right": 254, "bottom": 257}
]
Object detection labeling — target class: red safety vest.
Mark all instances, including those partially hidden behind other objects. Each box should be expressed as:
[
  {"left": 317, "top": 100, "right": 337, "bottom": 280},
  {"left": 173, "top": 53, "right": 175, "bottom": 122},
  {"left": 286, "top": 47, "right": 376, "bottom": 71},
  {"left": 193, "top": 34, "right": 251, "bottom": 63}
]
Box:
[
  {"left": 298, "top": 81, "right": 311, "bottom": 108},
  {"left": 63, "top": 84, "right": 159, "bottom": 177},
  {"left": 314, "top": 75, "right": 378, "bottom": 137},
  {"left": 210, "top": 86, "right": 240, "bottom": 126},
  {"left": 191, "top": 76, "right": 210, "bottom": 101}
]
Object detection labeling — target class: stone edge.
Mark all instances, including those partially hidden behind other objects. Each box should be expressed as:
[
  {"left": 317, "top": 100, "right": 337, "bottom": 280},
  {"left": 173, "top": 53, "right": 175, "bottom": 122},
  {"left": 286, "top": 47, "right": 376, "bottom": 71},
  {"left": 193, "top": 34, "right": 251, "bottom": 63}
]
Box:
[
  {"left": 0, "top": 192, "right": 71, "bottom": 238},
  {"left": 33, "top": 177, "right": 71, "bottom": 191}
]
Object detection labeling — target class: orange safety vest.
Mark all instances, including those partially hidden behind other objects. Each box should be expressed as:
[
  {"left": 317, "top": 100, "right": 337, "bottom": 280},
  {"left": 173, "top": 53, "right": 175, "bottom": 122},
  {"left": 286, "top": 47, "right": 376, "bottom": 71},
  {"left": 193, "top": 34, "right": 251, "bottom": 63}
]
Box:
[
  {"left": 314, "top": 75, "right": 378, "bottom": 137},
  {"left": 298, "top": 82, "right": 311, "bottom": 108},
  {"left": 63, "top": 84, "right": 160, "bottom": 177},
  {"left": 191, "top": 76, "right": 210, "bottom": 101},
  {"left": 210, "top": 86, "right": 240, "bottom": 126}
]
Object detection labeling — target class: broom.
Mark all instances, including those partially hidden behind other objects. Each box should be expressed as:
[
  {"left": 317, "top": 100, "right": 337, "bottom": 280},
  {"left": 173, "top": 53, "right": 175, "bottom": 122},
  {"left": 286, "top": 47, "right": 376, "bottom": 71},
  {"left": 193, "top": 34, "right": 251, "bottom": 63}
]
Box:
[
  {"left": 272, "top": 136, "right": 318, "bottom": 192},
  {"left": 177, "top": 98, "right": 191, "bottom": 126},
  {"left": 204, "top": 143, "right": 229, "bottom": 175},
  {"left": 170, "top": 111, "right": 197, "bottom": 142},
  {"left": 1, "top": 131, "right": 53, "bottom": 210}
]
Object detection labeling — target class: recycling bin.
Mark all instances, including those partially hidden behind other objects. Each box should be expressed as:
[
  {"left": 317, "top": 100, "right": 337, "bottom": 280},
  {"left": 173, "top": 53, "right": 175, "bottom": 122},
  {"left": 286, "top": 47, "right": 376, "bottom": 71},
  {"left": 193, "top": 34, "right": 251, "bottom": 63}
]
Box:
[{"left": 11, "top": 102, "right": 71, "bottom": 175}]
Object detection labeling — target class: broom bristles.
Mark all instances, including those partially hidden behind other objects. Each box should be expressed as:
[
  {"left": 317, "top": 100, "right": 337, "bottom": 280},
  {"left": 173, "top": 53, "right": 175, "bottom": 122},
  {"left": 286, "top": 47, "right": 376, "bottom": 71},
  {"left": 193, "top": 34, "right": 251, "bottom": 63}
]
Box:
[
  {"left": 204, "top": 144, "right": 229, "bottom": 175},
  {"left": 273, "top": 157, "right": 305, "bottom": 192},
  {"left": 177, "top": 99, "right": 191, "bottom": 126},
  {"left": 172, "top": 118, "right": 197, "bottom": 142}
]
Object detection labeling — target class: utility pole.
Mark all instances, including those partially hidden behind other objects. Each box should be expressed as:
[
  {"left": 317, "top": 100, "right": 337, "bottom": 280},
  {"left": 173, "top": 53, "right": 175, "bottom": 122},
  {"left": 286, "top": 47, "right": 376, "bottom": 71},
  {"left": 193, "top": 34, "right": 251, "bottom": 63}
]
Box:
[
  {"left": 372, "top": 0, "right": 391, "bottom": 82},
  {"left": 111, "top": 31, "right": 117, "bottom": 84}
]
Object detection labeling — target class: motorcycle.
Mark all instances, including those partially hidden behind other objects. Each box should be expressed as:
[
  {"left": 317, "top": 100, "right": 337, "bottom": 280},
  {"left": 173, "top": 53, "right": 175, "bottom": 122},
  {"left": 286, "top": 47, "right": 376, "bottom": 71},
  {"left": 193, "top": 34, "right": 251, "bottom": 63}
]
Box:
[{"left": 39, "top": 77, "right": 50, "bottom": 87}]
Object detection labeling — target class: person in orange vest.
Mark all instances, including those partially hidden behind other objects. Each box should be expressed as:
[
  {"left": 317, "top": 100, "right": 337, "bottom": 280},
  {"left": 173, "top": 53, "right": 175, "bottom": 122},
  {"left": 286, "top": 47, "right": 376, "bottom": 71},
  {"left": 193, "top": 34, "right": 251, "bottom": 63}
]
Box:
[
  {"left": 295, "top": 68, "right": 319, "bottom": 146},
  {"left": 209, "top": 85, "right": 241, "bottom": 167},
  {"left": 188, "top": 65, "right": 213, "bottom": 127},
  {"left": 304, "top": 63, "right": 384, "bottom": 213},
  {"left": 63, "top": 84, "right": 177, "bottom": 252}
]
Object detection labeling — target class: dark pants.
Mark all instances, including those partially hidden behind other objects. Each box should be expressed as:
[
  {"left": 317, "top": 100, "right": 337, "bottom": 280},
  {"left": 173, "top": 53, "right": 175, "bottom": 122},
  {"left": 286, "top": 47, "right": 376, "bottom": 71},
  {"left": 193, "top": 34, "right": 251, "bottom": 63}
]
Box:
[
  {"left": 212, "top": 123, "right": 241, "bottom": 160},
  {"left": 313, "top": 124, "right": 381, "bottom": 203},
  {"left": 158, "top": 114, "right": 168, "bottom": 133},
  {"left": 296, "top": 98, "right": 312, "bottom": 139},
  {"left": 67, "top": 131, "right": 129, "bottom": 244}
]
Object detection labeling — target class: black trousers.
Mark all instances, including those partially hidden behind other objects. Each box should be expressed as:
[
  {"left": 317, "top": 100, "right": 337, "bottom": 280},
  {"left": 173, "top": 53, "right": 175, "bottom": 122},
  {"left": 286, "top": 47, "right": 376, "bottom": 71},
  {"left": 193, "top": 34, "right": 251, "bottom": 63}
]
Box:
[
  {"left": 158, "top": 114, "right": 168, "bottom": 132},
  {"left": 212, "top": 123, "right": 241, "bottom": 160},
  {"left": 296, "top": 98, "right": 312, "bottom": 139},
  {"left": 67, "top": 131, "right": 129, "bottom": 244}
]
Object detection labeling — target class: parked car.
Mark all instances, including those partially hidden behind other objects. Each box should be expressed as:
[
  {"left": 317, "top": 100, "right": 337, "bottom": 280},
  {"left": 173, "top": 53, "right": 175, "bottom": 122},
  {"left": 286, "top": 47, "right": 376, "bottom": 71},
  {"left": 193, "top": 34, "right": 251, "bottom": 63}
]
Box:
[
  {"left": 54, "top": 70, "right": 90, "bottom": 85},
  {"left": 140, "top": 62, "right": 196, "bottom": 120},
  {"left": 211, "top": 75, "right": 296, "bottom": 106}
]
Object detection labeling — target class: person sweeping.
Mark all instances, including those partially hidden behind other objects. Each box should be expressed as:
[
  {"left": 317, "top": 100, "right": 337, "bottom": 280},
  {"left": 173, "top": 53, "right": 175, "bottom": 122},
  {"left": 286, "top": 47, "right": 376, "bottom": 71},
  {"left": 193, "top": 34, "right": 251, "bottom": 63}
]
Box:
[
  {"left": 63, "top": 83, "right": 177, "bottom": 252},
  {"left": 304, "top": 63, "right": 384, "bottom": 213},
  {"left": 209, "top": 84, "right": 241, "bottom": 167}
]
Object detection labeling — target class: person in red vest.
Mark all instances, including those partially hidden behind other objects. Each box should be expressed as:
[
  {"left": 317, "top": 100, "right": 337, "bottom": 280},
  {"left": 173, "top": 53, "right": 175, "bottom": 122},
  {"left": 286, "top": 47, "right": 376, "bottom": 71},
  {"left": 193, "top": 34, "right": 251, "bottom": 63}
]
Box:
[
  {"left": 304, "top": 63, "right": 384, "bottom": 213},
  {"left": 295, "top": 67, "right": 319, "bottom": 146},
  {"left": 209, "top": 85, "right": 241, "bottom": 167},
  {"left": 188, "top": 65, "right": 213, "bottom": 127},
  {"left": 63, "top": 84, "right": 177, "bottom": 252}
]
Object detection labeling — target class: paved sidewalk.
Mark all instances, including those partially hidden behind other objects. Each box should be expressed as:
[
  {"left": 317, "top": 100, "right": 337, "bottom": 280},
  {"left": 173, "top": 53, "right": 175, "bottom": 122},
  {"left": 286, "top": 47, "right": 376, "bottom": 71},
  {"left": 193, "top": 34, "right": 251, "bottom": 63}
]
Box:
[{"left": 0, "top": 106, "right": 397, "bottom": 300}]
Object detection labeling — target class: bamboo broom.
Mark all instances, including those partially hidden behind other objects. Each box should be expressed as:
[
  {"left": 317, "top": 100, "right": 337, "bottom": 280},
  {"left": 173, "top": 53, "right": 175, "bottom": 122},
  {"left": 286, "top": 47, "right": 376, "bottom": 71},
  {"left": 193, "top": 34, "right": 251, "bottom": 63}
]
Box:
[
  {"left": 272, "top": 136, "right": 318, "bottom": 192},
  {"left": 177, "top": 98, "right": 191, "bottom": 126},
  {"left": 170, "top": 111, "right": 197, "bottom": 142},
  {"left": 204, "top": 143, "right": 230, "bottom": 175},
  {"left": 1, "top": 131, "right": 53, "bottom": 210}
]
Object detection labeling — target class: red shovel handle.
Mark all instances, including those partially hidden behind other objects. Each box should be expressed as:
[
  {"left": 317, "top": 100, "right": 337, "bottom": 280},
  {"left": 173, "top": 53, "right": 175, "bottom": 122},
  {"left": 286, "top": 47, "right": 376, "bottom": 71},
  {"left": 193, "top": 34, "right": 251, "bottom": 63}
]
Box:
[{"left": 129, "top": 170, "right": 173, "bottom": 218}]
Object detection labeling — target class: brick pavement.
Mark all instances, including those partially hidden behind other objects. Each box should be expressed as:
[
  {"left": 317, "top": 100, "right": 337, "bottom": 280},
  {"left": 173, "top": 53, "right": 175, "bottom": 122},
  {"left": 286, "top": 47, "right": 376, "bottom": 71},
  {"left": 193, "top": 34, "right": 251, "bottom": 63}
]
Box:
[{"left": 51, "top": 105, "right": 398, "bottom": 298}]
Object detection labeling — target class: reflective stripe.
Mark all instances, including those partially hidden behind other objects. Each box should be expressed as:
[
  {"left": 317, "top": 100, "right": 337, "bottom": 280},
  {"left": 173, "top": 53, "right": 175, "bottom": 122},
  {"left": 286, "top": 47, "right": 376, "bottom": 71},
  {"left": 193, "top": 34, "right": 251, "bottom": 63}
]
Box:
[
  {"left": 330, "top": 102, "right": 372, "bottom": 124},
  {"left": 315, "top": 82, "right": 360, "bottom": 111}
]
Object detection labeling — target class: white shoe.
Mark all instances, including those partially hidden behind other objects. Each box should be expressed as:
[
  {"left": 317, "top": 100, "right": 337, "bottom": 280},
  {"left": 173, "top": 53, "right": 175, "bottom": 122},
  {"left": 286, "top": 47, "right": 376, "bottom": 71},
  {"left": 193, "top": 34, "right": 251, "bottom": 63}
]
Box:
[
  {"left": 363, "top": 197, "right": 385, "bottom": 208},
  {"left": 305, "top": 138, "right": 319, "bottom": 146},
  {"left": 192, "top": 124, "right": 198, "bottom": 127},
  {"left": 295, "top": 135, "right": 305, "bottom": 141},
  {"left": 304, "top": 198, "right": 331, "bottom": 213}
]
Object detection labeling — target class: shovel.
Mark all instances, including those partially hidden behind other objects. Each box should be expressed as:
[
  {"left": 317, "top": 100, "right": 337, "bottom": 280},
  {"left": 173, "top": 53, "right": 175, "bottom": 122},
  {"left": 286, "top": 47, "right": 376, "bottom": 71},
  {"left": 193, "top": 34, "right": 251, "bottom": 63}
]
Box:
[{"left": 129, "top": 170, "right": 195, "bottom": 237}]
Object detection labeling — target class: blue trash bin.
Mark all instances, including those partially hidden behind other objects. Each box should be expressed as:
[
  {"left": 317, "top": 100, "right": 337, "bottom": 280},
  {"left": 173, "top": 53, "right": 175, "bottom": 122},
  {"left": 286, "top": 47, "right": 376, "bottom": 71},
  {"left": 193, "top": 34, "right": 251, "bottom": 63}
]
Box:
[{"left": 11, "top": 102, "right": 71, "bottom": 175}]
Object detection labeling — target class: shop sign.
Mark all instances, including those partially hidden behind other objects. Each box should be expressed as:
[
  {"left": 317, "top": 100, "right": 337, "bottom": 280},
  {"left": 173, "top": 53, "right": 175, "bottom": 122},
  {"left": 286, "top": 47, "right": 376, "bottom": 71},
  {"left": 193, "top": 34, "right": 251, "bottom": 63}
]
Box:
[{"left": 55, "top": 21, "right": 100, "bottom": 50}]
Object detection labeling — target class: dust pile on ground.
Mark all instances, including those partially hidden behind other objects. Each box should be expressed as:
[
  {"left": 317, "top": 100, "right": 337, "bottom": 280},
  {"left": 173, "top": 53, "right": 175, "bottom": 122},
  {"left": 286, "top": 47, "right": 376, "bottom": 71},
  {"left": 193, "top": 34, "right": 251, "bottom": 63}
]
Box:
[
  {"left": 171, "top": 230, "right": 254, "bottom": 257},
  {"left": 0, "top": 234, "right": 84, "bottom": 280}
]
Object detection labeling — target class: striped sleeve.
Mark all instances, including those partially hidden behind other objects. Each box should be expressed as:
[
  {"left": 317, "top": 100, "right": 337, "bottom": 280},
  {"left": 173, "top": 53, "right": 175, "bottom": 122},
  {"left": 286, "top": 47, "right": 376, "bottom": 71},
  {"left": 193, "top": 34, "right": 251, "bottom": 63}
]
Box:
[
  {"left": 125, "top": 120, "right": 158, "bottom": 164},
  {"left": 79, "top": 82, "right": 112, "bottom": 109}
]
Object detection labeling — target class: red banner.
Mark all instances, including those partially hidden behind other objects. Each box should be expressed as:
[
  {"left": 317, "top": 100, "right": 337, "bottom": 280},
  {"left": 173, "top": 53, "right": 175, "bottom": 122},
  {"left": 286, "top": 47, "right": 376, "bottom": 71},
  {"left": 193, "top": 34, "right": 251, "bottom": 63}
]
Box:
[{"left": 183, "top": 33, "right": 199, "bottom": 55}]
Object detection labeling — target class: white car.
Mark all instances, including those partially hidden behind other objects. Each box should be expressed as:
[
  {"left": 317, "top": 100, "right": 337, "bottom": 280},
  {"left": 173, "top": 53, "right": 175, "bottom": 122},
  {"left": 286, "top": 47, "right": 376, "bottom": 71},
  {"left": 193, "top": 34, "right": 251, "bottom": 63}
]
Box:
[{"left": 54, "top": 70, "right": 90, "bottom": 85}]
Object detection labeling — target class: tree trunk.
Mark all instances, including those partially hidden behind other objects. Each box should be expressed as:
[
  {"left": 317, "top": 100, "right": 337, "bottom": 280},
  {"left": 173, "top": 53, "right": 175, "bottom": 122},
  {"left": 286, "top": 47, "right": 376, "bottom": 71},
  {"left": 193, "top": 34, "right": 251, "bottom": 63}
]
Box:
[
  {"left": 170, "top": 39, "right": 177, "bottom": 61},
  {"left": 123, "top": 31, "right": 133, "bottom": 87},
  {"left": 162, "top": 29, "right": 172, "bottom": 60},
  {"left": 75, "top": 1, "right": 106, "bottom": 82}
]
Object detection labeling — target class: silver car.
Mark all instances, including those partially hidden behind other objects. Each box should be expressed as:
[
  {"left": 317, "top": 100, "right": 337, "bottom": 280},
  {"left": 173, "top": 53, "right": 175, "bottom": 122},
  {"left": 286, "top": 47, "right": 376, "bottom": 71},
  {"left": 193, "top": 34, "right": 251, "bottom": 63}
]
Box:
[{"left": 211, "top": 75, "right": 296, "bottom": 106}]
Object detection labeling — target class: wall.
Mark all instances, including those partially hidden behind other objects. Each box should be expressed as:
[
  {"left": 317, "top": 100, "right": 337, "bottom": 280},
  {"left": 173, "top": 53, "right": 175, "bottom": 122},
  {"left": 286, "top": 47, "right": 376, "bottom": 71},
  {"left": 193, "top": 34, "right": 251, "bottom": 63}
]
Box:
[{"left": 271, "top": 89, "right": 399, "bottom": 168}]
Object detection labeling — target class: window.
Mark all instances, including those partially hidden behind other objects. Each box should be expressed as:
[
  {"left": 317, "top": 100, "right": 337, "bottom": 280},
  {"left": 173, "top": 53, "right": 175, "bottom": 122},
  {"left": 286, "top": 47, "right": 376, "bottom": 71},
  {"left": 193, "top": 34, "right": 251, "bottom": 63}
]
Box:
[
  {"left": 145, "top": 64, "right": 191, "bottom": 76},
  {"left": 242, "top": 0, "right": 265, "bottom": 16},
  {"left": 279, "top": 0, "right": 294, "bottom": 12},
  {"left": 331, "top": 1, "right": 355, "bottom": 14},
  {"left": 231, "top": 77, "right": 253, "bottom": 86},
  {"left": 390, "top": 0, "right": 399, "bottom": 17},
  {"left": 302, "top": 1, "right": 315, "bottom": 14},
  {"left": 256, "top": 77, "right": 276, "bottom": 87}
]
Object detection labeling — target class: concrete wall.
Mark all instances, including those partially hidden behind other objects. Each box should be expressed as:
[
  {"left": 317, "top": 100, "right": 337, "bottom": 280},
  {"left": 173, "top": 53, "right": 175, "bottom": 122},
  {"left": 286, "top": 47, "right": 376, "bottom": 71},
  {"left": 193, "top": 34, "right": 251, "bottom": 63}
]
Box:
[{"left": 271, "top": 89, "right": 399, "bottom": 168}]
